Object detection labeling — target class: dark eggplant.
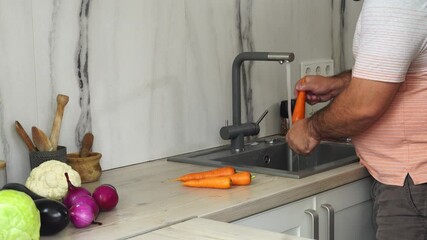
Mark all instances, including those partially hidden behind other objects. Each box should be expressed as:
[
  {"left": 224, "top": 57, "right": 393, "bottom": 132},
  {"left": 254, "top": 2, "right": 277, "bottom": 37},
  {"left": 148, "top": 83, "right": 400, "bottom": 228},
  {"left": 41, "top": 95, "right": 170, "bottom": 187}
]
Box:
[
  {"left": 35, "top": 198, "right": 70, "bottom": 236},
  {"left": 1, "top": 182, "right": 45, "bottom": 200}
]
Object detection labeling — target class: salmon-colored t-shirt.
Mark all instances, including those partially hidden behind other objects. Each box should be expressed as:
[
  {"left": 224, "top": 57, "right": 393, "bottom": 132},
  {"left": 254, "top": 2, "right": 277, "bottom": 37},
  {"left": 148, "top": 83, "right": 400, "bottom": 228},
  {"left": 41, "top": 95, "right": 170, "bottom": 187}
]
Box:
[{"left": 351, "top": 0, "right": 427, "bottom": 186}]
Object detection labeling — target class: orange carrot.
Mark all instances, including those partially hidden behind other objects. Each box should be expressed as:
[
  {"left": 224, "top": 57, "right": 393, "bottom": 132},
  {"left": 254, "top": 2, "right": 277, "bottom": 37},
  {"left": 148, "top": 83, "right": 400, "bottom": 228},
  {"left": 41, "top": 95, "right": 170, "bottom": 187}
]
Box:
[
  {"left": 175, "top": 166, "right": 236, "bottom": 182},
  {"left": 182, "top": 176, "right": 232, "bottom": 189},
  {"left": 230, "top": 171, "right": 252, "bottom": 186},
  {"left": 292, "top": 78, "right": 306, "bottom": 124}
]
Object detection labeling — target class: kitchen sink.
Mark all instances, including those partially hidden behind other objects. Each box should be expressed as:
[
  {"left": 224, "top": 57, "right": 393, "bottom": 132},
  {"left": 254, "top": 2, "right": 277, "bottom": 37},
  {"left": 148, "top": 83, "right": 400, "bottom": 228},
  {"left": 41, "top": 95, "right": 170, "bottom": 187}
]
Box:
[{"left": 168, "top": 136, "right": 359, "bottom": 178}]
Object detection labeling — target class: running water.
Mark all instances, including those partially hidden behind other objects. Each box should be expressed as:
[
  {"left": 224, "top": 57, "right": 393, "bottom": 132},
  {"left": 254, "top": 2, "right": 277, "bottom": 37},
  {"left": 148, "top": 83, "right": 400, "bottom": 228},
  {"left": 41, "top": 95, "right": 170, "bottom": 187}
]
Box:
[
  {"left": 286, "top": 63, "right": 293, "bottom": 129},
  {"left": 285, "top": 63, "right": 295, "bottom": 171}
]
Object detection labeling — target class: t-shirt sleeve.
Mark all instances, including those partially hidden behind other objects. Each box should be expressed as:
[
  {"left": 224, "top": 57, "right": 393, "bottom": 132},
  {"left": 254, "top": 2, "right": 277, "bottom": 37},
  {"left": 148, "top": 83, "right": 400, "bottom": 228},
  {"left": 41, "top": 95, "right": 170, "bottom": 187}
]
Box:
[{"left": 352, "top": 1, "right": 426, "bottom": 83}]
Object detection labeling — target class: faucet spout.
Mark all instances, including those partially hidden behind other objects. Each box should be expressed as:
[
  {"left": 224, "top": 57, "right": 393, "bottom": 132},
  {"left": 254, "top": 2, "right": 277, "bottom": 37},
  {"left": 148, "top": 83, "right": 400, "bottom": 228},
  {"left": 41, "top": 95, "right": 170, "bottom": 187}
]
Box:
[{"left": 221, "top": 52, "right": 295, "bottom": 153}]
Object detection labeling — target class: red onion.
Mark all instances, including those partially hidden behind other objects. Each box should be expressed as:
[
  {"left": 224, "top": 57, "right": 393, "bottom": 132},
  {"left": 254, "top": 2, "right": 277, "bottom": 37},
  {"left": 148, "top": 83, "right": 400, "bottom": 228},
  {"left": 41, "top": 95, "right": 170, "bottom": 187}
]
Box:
[
  {"left": 104, "top": 184, "right": 116, "bottom": 190},
  {"left": 73, "top": 194, "right": 99, "bottom": 217},
  {"left": 63, "top": 172, "right": 91, "bottom": 208},
  {"left": 69, "top": 204, "right": 95, "bottom": 228},
  {"left": 92, "top": 184, "right": 119, "bottom": 211}
]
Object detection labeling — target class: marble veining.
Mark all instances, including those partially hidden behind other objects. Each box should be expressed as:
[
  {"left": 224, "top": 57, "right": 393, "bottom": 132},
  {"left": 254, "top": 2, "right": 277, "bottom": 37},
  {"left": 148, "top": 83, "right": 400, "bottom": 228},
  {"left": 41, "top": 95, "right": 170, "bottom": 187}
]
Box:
[
  {"left": 237, "top": 0, "right": 255, "bottom": 123},
  {"left": 76, "top": 0, "right": 92, "bottom": 146},
  {"left": 48, "top": 0, "right": 60, "bottom": 95},
  {"left": 0, "top": 0, "right": 363, "bottom": 183}
]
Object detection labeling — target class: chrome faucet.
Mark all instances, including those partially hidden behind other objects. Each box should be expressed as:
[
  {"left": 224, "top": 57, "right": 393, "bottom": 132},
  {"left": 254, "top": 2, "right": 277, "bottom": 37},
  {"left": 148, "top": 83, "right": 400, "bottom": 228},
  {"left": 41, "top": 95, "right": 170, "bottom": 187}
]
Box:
[{"left": 220, "top": 52, "right": 295, "bottom": 153}]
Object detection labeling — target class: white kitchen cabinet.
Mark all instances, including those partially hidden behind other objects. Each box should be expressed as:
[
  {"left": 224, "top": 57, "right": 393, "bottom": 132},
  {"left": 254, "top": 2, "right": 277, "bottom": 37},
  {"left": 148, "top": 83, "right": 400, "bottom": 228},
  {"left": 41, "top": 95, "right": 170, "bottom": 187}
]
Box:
[
  {"left": 316, "top": 177, "right": 375, "bottom": 240},
  {"left": 233, "top": 196, "right": 315, "bottom": 237},
  {"left": 233, "top": 177, "right": 375, "bottom": 240}
]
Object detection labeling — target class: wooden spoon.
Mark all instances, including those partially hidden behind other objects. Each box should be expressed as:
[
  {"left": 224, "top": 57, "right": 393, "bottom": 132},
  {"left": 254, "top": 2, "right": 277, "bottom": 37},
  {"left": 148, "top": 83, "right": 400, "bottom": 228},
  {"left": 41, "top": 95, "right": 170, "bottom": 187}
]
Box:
[
  {"left": 32, "top": 127, "right": 53, "bottom": 152},
  {"left": 79, "top": 132, "right": 94, "bottom": 157},
  {"left": 49, "top": 94, "right": 69, "bottom": 150},
  {"left": 15, "top": 121, "right": 37, "bottom": 151}
]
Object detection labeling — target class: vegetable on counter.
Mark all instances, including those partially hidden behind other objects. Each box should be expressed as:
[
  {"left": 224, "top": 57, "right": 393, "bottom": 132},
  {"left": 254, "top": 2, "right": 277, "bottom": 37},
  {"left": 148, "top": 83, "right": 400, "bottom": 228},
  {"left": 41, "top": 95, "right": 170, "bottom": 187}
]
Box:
[
  {"left": 63, "top": 172, "right": 98, "bottom": 228},
  {"left": 62, "top": 173, "right": 119, "bottom": 228},
  {"left": 63, "top": 172, "right": 91, "bottom": 209},
  {"left": 230, "top": 171, "right": 252, "bottom": 186},
  {"left": 92, "top": 184, "right": 119, "bottom": 212},
  {"left": 69, "top": 204, "right": 98, "bottom": 228},
  {"left": 176, "top": 167, "right": 254, "bottom": 189},
  {"left": 0, "top": 189, "right": 41, "bottom": 240},
  {"left": 1, "top": 182, "right": 45, "bottom": 200},
  {"left": 175, "top": 166, "right": 236, "bottom": 182},
  {"left": 2, "top": 166, "right": 120, "bottom": 233},
  {"left": 25, "top": 160, "right": 82, "bottom": 200},
  {"left": 72, "top": 195, "right": 99, "bottom": 217},
  {"left": 1, "top": 183, "right": 71, "bottom": 236},
  {"left": 35, "top": 198, "right": 70, "bottom": 236},
  {"left": 182, "top": 176, "right": 232, "bottom": 189}
]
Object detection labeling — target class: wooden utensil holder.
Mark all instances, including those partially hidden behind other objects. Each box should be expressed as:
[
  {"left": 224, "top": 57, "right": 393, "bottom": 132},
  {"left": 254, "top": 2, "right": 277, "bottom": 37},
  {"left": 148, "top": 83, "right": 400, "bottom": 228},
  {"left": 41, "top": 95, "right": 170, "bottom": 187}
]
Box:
[
  {"left": 29, "top": 146, "right": 67, "bottom": 170},
  {"left": 66, "top": 152, "right": 102, "bottom": 183}
]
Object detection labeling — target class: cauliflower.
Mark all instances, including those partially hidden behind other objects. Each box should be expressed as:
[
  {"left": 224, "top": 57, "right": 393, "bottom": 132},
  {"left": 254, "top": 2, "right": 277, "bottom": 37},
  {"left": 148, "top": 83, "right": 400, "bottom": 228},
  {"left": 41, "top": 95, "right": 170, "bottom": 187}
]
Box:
[{"left": 25, "top": 160, "right": 81, "bottom": 200}]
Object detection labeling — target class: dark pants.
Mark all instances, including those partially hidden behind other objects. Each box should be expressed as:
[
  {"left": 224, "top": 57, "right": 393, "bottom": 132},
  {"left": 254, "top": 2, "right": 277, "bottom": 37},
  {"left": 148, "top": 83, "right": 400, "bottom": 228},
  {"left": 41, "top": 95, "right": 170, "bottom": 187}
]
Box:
[{"left": 372, "top": 175, "right": 427, "bottom": 240}]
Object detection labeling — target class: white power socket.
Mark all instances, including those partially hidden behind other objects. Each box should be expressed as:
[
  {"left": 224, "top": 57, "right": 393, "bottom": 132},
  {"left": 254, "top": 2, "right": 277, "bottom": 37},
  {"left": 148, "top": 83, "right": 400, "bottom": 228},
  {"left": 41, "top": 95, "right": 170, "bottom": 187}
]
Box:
[
  {"left": 300, "top": 59, "right": 334, "bottom": 77},
  {"left": 300, "top": 59, "right": 335, "bottom": 116}
]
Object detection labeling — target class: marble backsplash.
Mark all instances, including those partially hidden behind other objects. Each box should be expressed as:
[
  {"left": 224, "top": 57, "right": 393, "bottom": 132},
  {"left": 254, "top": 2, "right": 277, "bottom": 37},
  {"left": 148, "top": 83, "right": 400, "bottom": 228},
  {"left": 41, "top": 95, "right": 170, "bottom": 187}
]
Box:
[{"left": 0, "top": 0, "right": 363, "bottom": 183}]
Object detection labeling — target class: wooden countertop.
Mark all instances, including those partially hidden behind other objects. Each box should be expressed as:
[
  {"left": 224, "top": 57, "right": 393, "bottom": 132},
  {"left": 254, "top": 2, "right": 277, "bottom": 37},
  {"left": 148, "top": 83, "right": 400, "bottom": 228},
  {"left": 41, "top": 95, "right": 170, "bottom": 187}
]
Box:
[{"left": 41, "top": 159, "right": 369, "bottom": 240}]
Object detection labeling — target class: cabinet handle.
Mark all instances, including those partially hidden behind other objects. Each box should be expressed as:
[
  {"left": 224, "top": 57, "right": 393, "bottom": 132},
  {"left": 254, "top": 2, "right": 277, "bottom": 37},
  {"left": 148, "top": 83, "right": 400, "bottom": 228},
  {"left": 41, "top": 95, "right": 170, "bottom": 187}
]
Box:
[
  {"left": 321, "top": 203, "right": 335, "bottom": 240},
  {"left": 304, "top": 209, "right": 319, "bottom": 240}
]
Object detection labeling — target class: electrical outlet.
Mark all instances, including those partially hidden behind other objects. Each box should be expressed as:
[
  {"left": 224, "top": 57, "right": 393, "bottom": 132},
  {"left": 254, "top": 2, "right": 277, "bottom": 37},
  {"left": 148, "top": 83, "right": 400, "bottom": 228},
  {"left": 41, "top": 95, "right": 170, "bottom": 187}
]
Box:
[
  {"left": 300, "top": 59, "right": 334, "bottom": 115},
  {"left": 300, "top": 59, "right": 334, "bottom": 77}
]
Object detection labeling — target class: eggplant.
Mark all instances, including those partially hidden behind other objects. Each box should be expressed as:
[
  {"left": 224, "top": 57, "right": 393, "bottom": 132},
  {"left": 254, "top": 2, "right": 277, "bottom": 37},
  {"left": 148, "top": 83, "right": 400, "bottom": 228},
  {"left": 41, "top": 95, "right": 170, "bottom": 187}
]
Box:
[
  {"left": 1, "top": 182, "right": 44, "bottom": 200},
  {"left": 35, "top": 199, "right": 70, "bottom": 236}
]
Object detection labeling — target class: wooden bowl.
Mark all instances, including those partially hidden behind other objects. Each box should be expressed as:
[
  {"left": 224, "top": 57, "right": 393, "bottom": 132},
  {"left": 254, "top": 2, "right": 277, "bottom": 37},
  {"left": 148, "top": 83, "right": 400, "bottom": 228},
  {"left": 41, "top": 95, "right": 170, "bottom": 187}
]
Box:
[{"left": 66, "top": 152, "right": 102, "bottom": 183}]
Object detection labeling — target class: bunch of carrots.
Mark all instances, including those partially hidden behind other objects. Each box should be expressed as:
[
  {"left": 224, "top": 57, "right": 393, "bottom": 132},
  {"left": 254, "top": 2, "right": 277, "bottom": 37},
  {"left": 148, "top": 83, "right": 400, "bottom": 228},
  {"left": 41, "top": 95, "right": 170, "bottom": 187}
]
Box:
[{"left": 174, "top": 166, "right": 252, "bottom": 189}]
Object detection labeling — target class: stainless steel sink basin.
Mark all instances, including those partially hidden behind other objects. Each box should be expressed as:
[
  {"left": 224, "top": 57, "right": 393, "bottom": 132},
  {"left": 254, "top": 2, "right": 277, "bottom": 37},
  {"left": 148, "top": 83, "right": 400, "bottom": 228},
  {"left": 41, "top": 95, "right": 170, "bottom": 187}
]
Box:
[{"left": 167, "top": 136, "right": 358, "bottom": 178}]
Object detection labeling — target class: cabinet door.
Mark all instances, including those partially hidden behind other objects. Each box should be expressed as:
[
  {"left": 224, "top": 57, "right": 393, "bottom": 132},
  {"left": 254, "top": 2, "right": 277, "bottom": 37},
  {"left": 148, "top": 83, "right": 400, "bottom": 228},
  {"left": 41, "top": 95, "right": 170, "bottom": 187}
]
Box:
[
  {"left": 233, "top": 197, "right": 315, "bottom": 238},
  {"left": 316, "top": 177, "right": 375, "bottom": 240}
]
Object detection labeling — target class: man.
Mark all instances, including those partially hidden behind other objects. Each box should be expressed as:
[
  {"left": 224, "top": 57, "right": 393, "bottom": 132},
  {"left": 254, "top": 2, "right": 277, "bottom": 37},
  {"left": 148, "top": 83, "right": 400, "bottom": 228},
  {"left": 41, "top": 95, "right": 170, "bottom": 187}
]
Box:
[{"left": 286, "top": 0, "right": 427, "bottom": 239}]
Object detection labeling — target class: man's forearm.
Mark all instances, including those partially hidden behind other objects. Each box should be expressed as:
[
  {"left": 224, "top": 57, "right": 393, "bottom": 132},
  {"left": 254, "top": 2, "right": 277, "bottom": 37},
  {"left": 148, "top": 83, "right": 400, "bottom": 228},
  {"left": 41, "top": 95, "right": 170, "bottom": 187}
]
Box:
[
  {"left": 308, "top": 70, "right": 354, "bottom": 141},
  {"left": 308, "top": 75, "right": 400, "bottom": 141},
  {"left": 331, "top": 70, "right": 352, "bottom": 94},
  {"left": 308, "top": 98, "right": 359, "bottom": 141}
]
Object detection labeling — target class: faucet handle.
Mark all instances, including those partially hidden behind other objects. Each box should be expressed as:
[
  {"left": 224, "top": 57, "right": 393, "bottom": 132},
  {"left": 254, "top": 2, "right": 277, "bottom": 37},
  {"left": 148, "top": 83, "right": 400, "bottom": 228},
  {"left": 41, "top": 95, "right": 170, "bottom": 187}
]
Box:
[
  {"left": 220, "top": 110, "right": 268, "bottom": 141},
  {"left": 255, "top": 110, "right": 269, "bottom": 125},
  {"left": 220, "top": 123, "right": 259, "bottom": 140}
]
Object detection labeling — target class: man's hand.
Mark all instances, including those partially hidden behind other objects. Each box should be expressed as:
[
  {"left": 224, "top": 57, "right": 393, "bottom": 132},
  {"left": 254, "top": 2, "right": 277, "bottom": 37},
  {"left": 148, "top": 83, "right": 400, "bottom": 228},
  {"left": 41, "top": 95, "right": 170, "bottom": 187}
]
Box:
[
  {"left": 285, "top": 119, "right": 320, "bottom": 155},
  {"left": 295, "top": 71, "right": 352, "bottom": 105},
  {"left": 288, "top": 75, "right": 401, "bottom": 152}
]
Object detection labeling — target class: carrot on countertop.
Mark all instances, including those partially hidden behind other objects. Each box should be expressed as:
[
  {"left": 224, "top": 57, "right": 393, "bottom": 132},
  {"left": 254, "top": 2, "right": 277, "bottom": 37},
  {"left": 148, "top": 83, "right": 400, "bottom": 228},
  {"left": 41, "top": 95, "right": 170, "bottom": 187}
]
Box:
[
  {"left": 175, "top": 166, "right": 236, "bottom": 182},
  {"left": 230, "top": 171, "right": 252, "bottom": 186},
  {"left": 292, "top": 78, "right": 306, "bottom": 124},
  {"left": 182, "top": 176, "right": 232, "bottom": 189}
]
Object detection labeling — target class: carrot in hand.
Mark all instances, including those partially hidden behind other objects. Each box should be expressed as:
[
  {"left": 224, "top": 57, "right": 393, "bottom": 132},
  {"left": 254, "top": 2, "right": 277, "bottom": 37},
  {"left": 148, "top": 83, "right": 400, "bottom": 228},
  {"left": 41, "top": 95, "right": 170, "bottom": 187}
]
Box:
[
  {"left": 182, "top": 176, "right": 232, "bottom": 189},
  {"left": 175, "top": 166, "right": 236, "bottom": 182},
  {"left": 230, "top": 171, "right": 252, "bottom": 186},
  {"left": 292, "top": 78, "right": 306, "bottom": 124}
]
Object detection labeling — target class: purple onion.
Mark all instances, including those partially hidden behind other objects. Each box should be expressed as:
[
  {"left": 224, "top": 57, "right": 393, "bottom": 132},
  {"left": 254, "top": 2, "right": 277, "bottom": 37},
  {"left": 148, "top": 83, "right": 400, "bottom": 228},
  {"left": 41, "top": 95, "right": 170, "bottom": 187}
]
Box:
[
  {"left": 73, "top": 194, "right": 99, "bottom": 217},
  {"left": 63, "top": 172, "right": 91, "bottom": 208},
  {"left": 92, "top": 184, "right": 119, "bottom": 211},
  {"left": 69, "top": 204, "right": 95, "bottom": 228}
]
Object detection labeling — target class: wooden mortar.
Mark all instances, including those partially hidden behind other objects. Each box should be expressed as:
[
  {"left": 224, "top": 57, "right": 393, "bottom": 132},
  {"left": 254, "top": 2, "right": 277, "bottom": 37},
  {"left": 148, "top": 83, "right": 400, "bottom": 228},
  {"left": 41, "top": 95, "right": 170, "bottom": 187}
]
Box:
[{"left": 66, "top": 152, "right": 102, "bottom": 183}]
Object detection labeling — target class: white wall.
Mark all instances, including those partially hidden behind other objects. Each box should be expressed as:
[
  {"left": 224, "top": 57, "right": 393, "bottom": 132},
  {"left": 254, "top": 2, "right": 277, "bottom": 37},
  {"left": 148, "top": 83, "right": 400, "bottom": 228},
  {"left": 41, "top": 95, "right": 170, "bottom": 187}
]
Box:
[{"left": 0, "top": 0, "right": 363, "bottom": 183}]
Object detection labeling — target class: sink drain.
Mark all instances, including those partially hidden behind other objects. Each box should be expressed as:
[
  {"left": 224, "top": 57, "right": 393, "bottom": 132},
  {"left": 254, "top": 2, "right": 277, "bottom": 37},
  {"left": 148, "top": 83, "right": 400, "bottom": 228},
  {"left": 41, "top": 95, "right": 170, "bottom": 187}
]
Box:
[{"left": 263, "top": 155, "right": 271, "bottom": 164}]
